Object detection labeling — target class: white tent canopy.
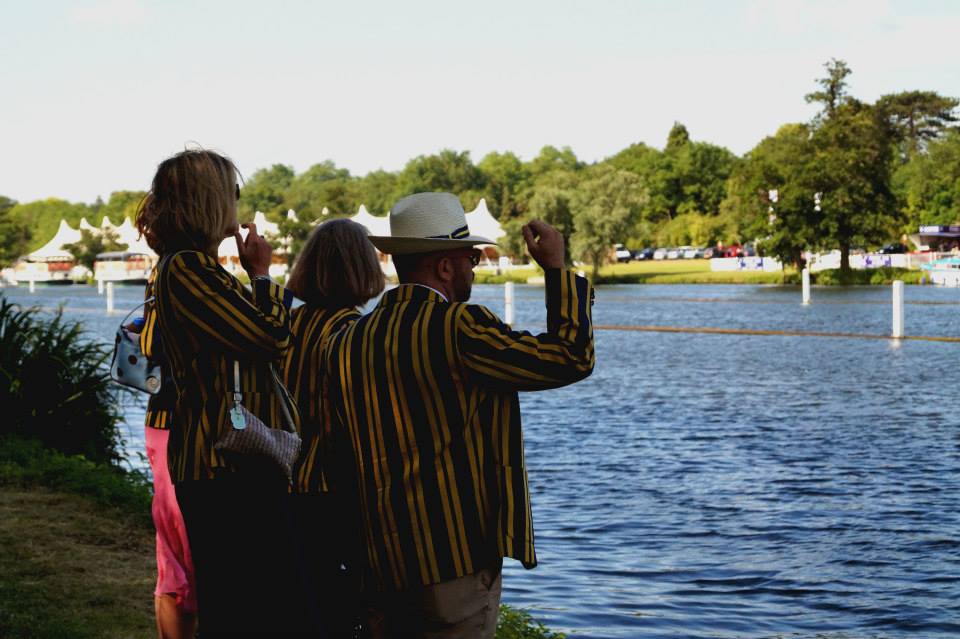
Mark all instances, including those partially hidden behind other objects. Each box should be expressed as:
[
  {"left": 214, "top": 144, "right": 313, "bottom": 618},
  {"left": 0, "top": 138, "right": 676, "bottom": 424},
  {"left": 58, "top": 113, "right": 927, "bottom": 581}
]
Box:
[
  {"left": 218, "top": 211, "right": 282, "bottom": 258},
  {"left": 465, "top": 198, "right": 505, "bottom": 242},
  {"left": 28, "top": 219, "right": 82, "bottom": 261},
  {"left": 350, "top": 205, "right": 390, "bottom": 236}
]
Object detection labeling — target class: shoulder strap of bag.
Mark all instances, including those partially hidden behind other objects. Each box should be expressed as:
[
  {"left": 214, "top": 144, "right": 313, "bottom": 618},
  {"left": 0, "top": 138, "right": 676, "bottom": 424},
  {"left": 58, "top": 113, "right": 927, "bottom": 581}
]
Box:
[{"left": 232, "top": 360, "right": 298, "bottom": 434}]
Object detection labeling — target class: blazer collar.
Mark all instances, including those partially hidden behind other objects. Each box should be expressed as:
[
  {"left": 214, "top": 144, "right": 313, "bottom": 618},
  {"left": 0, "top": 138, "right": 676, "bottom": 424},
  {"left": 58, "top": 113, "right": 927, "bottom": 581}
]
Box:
[{"left": 377, "top": 284, "right": 449, "bottom": 308}]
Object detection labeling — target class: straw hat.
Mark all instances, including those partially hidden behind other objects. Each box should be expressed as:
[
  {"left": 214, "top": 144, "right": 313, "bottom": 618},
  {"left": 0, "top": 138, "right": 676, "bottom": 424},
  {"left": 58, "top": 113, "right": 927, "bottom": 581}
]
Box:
[{"left": 369, "top": 192, "right": 496, "bottom": 254}]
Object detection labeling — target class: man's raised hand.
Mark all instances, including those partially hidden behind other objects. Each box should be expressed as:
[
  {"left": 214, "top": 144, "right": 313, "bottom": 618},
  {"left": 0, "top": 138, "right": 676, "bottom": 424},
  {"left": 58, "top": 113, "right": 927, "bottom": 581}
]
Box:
[{"left": 522, "top": 220, "right": 565, "bottom": 270}]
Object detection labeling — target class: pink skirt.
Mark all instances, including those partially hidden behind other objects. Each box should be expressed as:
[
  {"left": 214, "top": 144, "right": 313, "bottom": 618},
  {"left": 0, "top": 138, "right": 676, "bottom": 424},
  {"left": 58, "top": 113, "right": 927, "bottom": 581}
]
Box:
[{"left": 145, "top": 426, "right": 198, "bottom": 613}]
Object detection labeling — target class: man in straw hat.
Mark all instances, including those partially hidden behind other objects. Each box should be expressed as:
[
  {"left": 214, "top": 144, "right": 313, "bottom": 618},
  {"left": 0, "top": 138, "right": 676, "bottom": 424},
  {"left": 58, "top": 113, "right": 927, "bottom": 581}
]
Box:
[{"left": 323, "top": 192, "right": 595, "bottom": 637}]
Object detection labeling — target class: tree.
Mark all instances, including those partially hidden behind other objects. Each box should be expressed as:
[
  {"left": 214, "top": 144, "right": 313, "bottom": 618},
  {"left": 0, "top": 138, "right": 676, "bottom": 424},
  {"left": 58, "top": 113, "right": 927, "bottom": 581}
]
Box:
[
  {"left": 814, "top": 100, "right": 899, "bottom": 273},
  {"left": 63, "top": 228, "right": 127, "bottom": 270},
  {"left": 353, "top": 169, "right": 398, "bottom": 216},
  {"left": 6, "top": 198, "right": 91, "bottom": 252},
  {"left": 527, "top": 145, "right": 583, "bottom": 177},
  {"left": 892, "top": 129, "right": 960, "bottom": 229},
  {"left": 523, "top": 170, "right": 580, "bottom": 262},
  {"left": 876, "top": 90, "right": 959, "bottom": 157},
  {"left": 0, "top": 198, "right": 31, "bottom": 268},
  {"left": 395, "top": 150, "right": 486, "bottom": 210},
  {"left": 805, "top": 58, "right": 852, "bottom": 120},
  {"left": 98, "top": 191, "right": 146, "bottom": 225},
  {"left": 283, "top": 161, "right": 355, "bottom": 221},
  {"left": 239, "top": 164, "right": 295, "bottom": 222},
  {"left": 666, "top": 122, "right": 690, "bottom": 150},
  {"left": 725, "top": 123, "right": 820, "bottom": 269},
  {"left": 478, "top": 151, "right": 531, "bottom": 222},
  {"left": 570, "top": 167, "right": 648, "bottom": 280}
]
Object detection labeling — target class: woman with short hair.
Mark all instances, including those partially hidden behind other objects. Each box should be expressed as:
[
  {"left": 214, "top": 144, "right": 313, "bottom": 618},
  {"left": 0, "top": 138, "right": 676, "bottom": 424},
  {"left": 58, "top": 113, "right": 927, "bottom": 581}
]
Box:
[
  {"left": 137, "top": 149, "right": 317, "bottom": 634},
  {"left": 282, "top": 218, "right": 385, "bottom": 637}
]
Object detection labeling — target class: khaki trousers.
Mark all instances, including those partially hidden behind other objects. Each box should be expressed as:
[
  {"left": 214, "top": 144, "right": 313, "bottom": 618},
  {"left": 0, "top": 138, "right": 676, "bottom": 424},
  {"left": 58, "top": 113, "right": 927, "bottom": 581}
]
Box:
[{"left": 366, "top": 560, "right": 503, "bottom": 639}]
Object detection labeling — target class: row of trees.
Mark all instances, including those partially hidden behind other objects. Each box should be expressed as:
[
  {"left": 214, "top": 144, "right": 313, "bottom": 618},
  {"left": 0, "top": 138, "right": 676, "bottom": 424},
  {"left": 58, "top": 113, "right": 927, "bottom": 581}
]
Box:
[{"left": 2, "top": 59, "right": 958, "bottom": 275}]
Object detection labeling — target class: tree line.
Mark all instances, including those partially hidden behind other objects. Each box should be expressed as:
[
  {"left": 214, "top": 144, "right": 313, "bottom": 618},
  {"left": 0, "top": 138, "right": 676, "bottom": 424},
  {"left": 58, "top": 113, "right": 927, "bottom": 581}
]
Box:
[{"left": 2, "top": 58, "right": 958, "bottom": 276}]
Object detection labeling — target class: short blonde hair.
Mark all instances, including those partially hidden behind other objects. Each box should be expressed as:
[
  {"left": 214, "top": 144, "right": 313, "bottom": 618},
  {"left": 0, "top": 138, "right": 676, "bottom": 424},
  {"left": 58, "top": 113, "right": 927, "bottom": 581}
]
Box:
[
  {"left": 136, "top": 149, "right": 238, "bottom": 255},
  {"left": 287, "top": 219, "right": 385, "bottom": 308}
]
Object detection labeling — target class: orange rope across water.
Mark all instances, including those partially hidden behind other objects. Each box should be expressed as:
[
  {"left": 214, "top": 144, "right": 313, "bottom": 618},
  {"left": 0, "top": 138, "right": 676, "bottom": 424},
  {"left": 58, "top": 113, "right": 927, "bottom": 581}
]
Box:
[{"left": 592, "top": 324, "right": 960, "bottom": 343}]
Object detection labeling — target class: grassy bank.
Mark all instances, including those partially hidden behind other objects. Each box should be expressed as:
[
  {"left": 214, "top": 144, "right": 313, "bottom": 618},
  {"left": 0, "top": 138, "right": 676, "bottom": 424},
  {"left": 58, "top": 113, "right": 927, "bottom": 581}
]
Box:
[
  {"left": 476, "top": 259, "right": 925, "bottom": 286},
  {"left": 0, "top": 437, "right": 563, "bottom": 639}
]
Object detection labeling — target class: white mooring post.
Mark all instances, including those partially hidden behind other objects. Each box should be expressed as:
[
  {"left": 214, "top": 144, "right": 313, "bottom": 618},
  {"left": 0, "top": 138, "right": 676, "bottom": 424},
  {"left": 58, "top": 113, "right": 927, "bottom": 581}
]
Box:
[
  {"left": 892, "top": 280, "right": 905, "bottom": 339},
  {"left": 504, "top": 281, "right": 515, "bottom": 325},
  {"left": 29, "top": 278, "right": 35, "bottom": 293},
  {"left": 98, "top": 277, "right": 104, "bottom": 294},
  {"left": 802, "top": 268, "right": 811, "bottom": 305},
  {"left": 106, "top": 281, "right": 115, "bottom": 314}
]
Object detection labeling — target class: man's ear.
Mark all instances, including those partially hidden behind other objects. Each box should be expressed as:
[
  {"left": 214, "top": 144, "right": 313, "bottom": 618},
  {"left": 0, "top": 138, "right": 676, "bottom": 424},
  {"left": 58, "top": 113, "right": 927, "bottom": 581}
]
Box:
[{"left": 435, "top": 255, "right": 455, "bottom": 283}]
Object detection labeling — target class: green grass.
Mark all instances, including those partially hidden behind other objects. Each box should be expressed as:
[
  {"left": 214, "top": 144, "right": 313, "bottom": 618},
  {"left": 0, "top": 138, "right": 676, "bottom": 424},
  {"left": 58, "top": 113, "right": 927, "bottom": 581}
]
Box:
[
  {"left": 475, "top": 259, "right": 926, "bottom": 286},
  {"left": 0, "top": 436, "right": 562, "bottom": 638},
  {"left": 0, "top": 436, "right": 152, "bottom": 526},
  {"left": 811, "top": 267, "right": 924, "bottom": 285},
  {"left": 595, "top": 259, "right": 792, "bottom": 284}
]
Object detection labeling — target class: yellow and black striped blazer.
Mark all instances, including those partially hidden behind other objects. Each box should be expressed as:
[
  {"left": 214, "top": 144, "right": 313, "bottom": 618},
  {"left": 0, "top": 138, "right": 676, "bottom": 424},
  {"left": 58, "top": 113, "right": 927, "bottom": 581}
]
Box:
[
  {"left": 148, "top": 250, "right": 300, "bottom": 483},
  {"left": 281, "top": 304, "right": 360, "bottom": 494},
  {"left": 141, "top": 268, "right": 174, "bottom": 430},
  {"left": 324, "top": 269, "right": 594, "bottom": 590}
]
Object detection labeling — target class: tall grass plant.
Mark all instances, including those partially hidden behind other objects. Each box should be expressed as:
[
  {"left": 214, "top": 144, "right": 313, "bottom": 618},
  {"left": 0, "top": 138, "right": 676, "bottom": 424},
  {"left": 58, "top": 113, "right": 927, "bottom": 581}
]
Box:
[{"left": 0, "top": 295, "right": 127, "bottom": 465}]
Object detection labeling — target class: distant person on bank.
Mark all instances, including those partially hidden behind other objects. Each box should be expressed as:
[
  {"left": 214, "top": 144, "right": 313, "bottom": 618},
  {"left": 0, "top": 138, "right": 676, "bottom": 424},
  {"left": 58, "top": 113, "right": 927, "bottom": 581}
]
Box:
[
  {"left": 322, "top": 192, "right": 596, "bottom": 638},
  {"left": 281, "top": 219, "right": 385, "bottom": 636},
  {"left": 136, "top": 149, "right": 318, "bottom": 635}
]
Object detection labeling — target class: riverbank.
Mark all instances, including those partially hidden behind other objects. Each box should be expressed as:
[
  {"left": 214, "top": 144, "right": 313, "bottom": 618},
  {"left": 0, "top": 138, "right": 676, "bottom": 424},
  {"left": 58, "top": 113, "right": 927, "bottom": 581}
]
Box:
[
  {"left": 0, "top": 437, "right": 564, "bottom": 639},
  {"left": 475, "top": 260, "right": 925, "bottom": 285}
]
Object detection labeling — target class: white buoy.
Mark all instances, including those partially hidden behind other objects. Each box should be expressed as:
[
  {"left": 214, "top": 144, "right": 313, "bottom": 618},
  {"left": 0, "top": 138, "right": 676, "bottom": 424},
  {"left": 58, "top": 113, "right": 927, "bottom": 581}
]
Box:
[
  {"left": 892, "top": 280, "right": 904, "bottom": 339},
  {"left": 106, "top": 282, "right": 115, "bottom": 314},
  {"left": 802, "top": 268, "right": 811, "bottom": 305},
  {"left": 504, "top": 282, "right": 515, "bottom": 325},
  {"left": 29, "top": 279, "right": 35, "bottom": 293},
  {"left": 98, "top": 277, "right": 104, "bottom": 294}
]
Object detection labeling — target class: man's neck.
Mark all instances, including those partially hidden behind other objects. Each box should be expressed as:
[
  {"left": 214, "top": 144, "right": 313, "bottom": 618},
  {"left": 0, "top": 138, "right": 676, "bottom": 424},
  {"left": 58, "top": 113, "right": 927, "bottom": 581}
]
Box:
[{"left": 400, "top": 278, "right": 451, "bottom": 302}]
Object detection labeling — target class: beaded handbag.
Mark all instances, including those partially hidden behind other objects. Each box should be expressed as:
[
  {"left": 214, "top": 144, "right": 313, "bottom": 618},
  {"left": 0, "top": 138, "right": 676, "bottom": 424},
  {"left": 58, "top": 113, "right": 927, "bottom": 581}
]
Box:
[{"left": 214, "top": 361, "right": 301, "bottom": 482}]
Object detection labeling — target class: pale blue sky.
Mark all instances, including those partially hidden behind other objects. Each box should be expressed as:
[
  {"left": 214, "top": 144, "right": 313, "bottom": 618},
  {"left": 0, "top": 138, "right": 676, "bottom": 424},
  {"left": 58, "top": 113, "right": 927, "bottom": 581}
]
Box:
[{"left": 2, "top": 0, "right": 958, "bottom": 205}]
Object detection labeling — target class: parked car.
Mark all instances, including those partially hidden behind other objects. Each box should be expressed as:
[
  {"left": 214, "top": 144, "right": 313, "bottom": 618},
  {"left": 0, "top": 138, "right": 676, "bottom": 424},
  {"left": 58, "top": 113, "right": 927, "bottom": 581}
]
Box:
[
  {"left": 633, "top": 247, "right": 655, "bottom": 261},
  {"left": 614, "top": 244, "right": 633, "bottom": 263},
  {"left": 683, "top": 246, "right": 702, "bottom": 259},
  {"left": 666, "top": 247, "right": 682, "bottom": 260},
  {"left": 653, "top": 248, "right": 668, "bottom": 260},
  {"left": 703, "top": 247, "right": 722, "bottom": 259},
  {"left": 879, "top": 243, "right": 908, "bottom": 254}
]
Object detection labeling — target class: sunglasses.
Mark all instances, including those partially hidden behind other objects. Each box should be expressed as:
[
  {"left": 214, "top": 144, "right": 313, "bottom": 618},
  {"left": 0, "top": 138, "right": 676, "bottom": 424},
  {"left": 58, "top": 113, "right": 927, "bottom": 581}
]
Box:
[
  {"left": 235, "top": 183, "right": 241, "bottom": 200},
  {"left": 467, "top": 250, "right": 481, "bottom": 267}
]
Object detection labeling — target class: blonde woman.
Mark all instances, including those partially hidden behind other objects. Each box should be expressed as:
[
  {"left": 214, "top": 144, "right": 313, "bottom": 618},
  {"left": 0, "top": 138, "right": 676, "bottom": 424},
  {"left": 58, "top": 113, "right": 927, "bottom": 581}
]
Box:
[
  {"left": 137, "top": 149, "right": 317, "bottom": 634},
  {"left": 282, "top": 218, "right": 385, "bottom": 637}
]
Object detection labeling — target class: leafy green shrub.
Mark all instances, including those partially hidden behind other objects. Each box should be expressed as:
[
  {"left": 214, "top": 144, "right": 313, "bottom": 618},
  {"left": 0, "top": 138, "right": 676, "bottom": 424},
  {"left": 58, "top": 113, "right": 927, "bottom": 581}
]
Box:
[
  {"left": 0, "top": 436, "right": 152, "bottom": 523},
  {"left": 497, "top": 606, "right": 566, "bottom": 639},
  {"left": 813, "top": 267, "right": 923, "bottom": 285},
  {"left": 0, "top": 295, "right": 127, "bottom": 465}
]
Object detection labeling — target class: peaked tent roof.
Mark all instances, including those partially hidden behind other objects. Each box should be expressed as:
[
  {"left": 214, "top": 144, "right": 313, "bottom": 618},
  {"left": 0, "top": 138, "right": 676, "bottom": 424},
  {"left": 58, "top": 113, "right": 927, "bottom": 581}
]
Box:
[
  {"left": 465, "top": 198, "right": 505, "bottom": 241},
  {"left": 349, "top": 204, "right": 390, "bottom": 236},
  {"left": 29, "top": 219, "right": 82, "bottom": 260}
]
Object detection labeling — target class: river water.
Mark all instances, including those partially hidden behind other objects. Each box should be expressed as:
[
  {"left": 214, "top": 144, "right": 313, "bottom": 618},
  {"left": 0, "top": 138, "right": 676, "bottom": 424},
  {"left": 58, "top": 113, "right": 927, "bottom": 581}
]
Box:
[{"left": 4, "top": 282, "right": 959, "bottom": 638}]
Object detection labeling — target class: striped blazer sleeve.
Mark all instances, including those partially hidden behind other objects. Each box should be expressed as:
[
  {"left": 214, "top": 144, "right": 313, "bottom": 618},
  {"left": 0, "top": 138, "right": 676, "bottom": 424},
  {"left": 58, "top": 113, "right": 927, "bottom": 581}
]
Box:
[
  {"left": 140, "top": 268, "right": 174, "bottom": 428},
  {"left": 163, "top": 252, "right": 293, "bottom": 359},
  {"left": 457, "top": 268, "right": 594, "bottom": 391}
]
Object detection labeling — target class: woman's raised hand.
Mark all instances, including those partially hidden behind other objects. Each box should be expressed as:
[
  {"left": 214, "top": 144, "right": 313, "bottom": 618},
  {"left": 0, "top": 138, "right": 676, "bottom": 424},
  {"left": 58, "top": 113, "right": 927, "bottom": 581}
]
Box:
[{"left": 235, "top": 223, "right": 273, "bottom": 278}]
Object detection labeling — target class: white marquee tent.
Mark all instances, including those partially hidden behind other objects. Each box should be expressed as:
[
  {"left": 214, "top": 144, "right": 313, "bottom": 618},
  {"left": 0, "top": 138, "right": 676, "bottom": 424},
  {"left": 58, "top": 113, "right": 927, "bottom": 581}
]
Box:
[
  {"left": 465, "top": 198, "right": 505, "bottom": 242},
  {"left": 28, "top": 219, "right": 82, "bottom": 261},
  {"left": 349, "top": 205, "right": 390, "bottom": 236}
]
